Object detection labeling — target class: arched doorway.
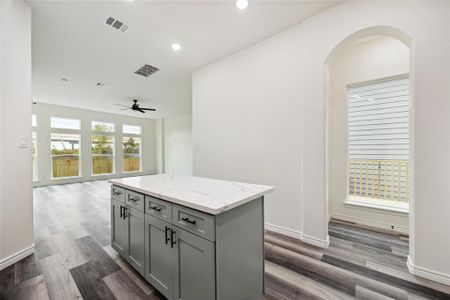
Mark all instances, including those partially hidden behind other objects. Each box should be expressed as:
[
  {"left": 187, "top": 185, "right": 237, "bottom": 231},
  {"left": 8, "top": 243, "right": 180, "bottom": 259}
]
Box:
[{"left": 324, "top": 26, "right": 414, "bottom": 258}]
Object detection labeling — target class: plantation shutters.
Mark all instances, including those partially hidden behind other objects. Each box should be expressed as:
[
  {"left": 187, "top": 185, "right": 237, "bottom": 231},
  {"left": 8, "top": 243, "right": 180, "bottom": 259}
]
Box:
[{"left": 347, "top": 75, "right": 409, "bottom": 201}]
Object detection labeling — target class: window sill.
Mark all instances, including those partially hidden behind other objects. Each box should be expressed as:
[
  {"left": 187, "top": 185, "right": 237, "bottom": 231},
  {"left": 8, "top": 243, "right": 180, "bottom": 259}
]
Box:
[
  {"left": 50, "top": 175, "right": 82, "bottom": 180},
  {"left": 92, "top": 173, "right": 115, "bottom": 177},
  {"left": 345, "top": 196, "right": 409, "bottom": 214}
]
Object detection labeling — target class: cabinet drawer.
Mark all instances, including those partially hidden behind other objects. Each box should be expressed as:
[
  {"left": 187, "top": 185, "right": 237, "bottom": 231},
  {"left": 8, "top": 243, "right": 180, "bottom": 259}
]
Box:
[
  {"left": 126, "top": 190, "right": 145, "bottom": 212},
  {"left": 111, "top": 186, "right": 125, "bottom": 202},
  {"left": 145, "top": 196, "right": 172, "bottom": 222},
  {"left": 173, "top": 204, "right": 215, "bottom": 241}
]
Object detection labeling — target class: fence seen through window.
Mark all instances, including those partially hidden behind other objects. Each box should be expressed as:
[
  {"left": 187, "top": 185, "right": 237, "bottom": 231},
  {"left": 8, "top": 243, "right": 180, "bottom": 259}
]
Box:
[
  {"left": 51, "top": 133, "right": 80, "bottom": 178},
  {"left": 92, "top": 121, "right": 115, "bottom": 175}
]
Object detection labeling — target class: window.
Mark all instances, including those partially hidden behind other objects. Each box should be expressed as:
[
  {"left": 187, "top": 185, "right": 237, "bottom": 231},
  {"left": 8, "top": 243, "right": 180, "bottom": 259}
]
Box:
[
  {"left": 92, "top": 121, "right": 114, "bottom": 132},
  {"left": 32, "top": 114, "right": 37, "bottom": 181},
  {"left": 32, "top": 132, "right": 37, "bottom": 181},
  {"left": 123, "top": 124, "right": 141, "bottom": 135},
  {"left": 347, "top": 75, "right": 409, "bottom": 203},
  {"left": 91, "top": 121, "right": 115, "bottom": 175},
  {"left": 32, "top": 114, "right": 37, "bottom": 127},
  {"left": 123, "top": 137, "right": 141, "bottom": 172},
  {"left": 51, "top": 117, "right": 80, "bottom": 130},
  {"left": 51, "top": 133, "right": 80, "bottom": 178},
  {"left": 123, "top": 124, "right": 142, "bottom": 172}
]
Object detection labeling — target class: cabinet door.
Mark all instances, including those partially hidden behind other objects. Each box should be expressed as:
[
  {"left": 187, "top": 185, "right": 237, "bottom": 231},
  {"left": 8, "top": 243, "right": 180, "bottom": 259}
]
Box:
[
  {"left": 145, "top": 215, "right": 174, "bottom": 300},
  {"left": 111, "top": 199, "right": 128, "bottom": 255},
  {"left": 173, "top": 228, "right": 215, "bottom": 300},
  {"left": 126, "top": 207, "right": 145, "bottom": 275}
]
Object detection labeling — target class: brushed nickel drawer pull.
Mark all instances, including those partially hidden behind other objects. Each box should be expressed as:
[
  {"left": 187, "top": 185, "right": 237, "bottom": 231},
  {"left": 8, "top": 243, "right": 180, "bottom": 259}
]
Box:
[{"left": 113, "top": 191, "right": 122, "bottom": 196}]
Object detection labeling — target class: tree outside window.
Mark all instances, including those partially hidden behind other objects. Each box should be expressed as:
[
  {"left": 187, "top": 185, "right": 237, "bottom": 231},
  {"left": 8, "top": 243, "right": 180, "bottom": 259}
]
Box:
[
  {"left": 123, "top": 137, "right": 141, "bottom": 172},
  {"left": 91, "top": 122, "right": 115, "bottom": 175}
]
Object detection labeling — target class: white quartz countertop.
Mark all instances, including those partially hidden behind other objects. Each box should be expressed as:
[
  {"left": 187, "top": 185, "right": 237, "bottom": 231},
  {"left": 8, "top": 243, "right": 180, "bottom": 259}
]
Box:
[{"left": 109, "top": 174, "right": 274, "bottom": 215}]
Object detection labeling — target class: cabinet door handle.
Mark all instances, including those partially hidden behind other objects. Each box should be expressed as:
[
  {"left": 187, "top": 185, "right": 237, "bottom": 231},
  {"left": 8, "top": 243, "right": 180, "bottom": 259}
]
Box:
[
  {"left": 170, "top": 230, "right": 177, "bottom": 248},
  {"left": 120, "top": 205, "right": 124, "bottom": 218},
  {"left": 181, "top": 217, "right": 196, "bottom": 225},
  {"left": 165, "top": 226, "right": 170, "bottom": 245},
  {"left": 123, "top": 207, "right": 128, "bottom": 219},
  {"left": 150, "top": 206, "right": 162, "bottom": 212}
]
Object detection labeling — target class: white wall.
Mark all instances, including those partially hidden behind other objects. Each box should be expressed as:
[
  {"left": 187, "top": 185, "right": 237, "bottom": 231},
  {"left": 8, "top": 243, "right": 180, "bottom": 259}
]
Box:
[
  {"left": 193, "top": 25, "right": 304, "bottom": 240},
  {"left": 164, "top": 113, "right": 192, "bottom": 175},
  {"left": 155, "top": 118, "right": 165, "bottom": 174},
  {"left": 328, "top": 36, "right": 410, "bottom": 232},
  {"left": 301, "top": 1, "right": 450, "bottom": 283},
  {"left": 193, "top": 1, "right": 450, "bottom": 283},
  {"left": 32, "top": 103, "right": 157, "bottom": 186},
  {"left": 0, "top": 0, "right": 33, "bottom": 267}
]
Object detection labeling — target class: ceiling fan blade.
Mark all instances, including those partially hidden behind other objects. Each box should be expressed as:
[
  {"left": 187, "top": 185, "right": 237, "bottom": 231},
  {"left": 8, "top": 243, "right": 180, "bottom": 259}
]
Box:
[
  {"left": 138, "top": 109, "right": 146, "bottom": 113},
  {"left": 140, "top": 108, "right": 156, "bottom": 111},
  {"left": 114, "top": 103, "right": 130, "bottom": 108}
]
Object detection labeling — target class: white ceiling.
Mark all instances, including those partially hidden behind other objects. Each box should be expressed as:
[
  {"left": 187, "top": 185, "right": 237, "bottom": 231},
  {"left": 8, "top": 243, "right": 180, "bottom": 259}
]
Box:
[{"left": 30, "top": 0, "right": 339, "bottom": 119}]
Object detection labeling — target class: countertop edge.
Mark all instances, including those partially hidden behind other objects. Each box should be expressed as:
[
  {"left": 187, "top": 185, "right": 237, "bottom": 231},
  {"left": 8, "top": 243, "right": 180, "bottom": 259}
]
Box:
[{"left": 109, "top": 180, "right": 275, "bottom": 215}]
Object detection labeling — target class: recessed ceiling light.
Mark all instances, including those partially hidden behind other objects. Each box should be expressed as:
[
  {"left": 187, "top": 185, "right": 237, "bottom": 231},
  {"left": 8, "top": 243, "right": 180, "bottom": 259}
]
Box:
[
  {"left": 171, "top": 43, "right": 181, "bottom": 51},
  {"left": 236, "top": 0, "right": 248, "bottom": 10}
]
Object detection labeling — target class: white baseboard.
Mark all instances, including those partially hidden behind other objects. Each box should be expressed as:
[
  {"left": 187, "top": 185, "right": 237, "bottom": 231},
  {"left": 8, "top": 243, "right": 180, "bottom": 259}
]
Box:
[
  {"left": 330, "top": 213, "right": 409, "bottom": 235},
  {"left": 0, "top": 244, "right": 35, "bottom": 271},
  {"left": 265, "top": 223, "right": 330, "bottom": 248},
  {"left": 302, "top": 233, "right": 330, "bottom": 248},
  {"left": 407, "top": 255, "right": 450, "bottom": 286},
  {"left": 265, "top": 223, "right": 303, "bottom": 240}
]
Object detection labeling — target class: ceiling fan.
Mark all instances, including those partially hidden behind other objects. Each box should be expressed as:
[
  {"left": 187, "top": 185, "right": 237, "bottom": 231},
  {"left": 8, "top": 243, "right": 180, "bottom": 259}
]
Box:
[{"left": 114, "top": 99, "right": 156, "bottom": 114}]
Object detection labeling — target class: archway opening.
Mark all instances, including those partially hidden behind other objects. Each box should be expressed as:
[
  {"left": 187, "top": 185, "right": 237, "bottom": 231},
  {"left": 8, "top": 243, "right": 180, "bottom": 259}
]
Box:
[{"left": 325, "top": 28, "right": 413, "bottom": 263}]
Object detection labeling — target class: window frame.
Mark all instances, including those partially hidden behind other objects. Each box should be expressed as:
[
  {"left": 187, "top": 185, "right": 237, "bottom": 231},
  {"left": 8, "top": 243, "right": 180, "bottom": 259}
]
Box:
[
  {"left": 122, "top": 135, "right": 142, "bottom": 173},
  {"left": 91, "top": 120, "right": 115, "bottom": 133},
  {"left": 345, "top": 74, "right": 410, "bottom": 211},
  {"left": 122, "top": 124, "right": 142, "bottom": 173},
  {"left": 123, "top": 124, "right": 142, "bottom": 135},
  {"left": 91, "top": 122, "right": 116, "bottom": 176},
  {"left": 32, "top": 114, "right": 38, "bottom": 181},
  {"left": 50, "top": 130, "right": 81, "bottom": 179},
  {"left": 32, "top": 131, "right": 38, "bottom": 182},
  {"left": 50, "top": 116, "right": 81, "bottom": 130}
]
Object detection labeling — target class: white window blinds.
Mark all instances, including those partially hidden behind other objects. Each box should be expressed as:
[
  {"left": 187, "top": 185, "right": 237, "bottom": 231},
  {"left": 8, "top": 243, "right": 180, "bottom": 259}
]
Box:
[
  {"left": 348, "top": 75, "right": 410, "bottom": 161},
  {"left": 347, "top": 75, "right": 410, "bottom": 202}
]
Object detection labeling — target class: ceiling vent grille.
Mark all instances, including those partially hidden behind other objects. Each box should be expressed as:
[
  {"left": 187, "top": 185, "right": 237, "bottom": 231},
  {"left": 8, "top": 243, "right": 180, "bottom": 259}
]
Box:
[
  {"left": 135, "top": 64, "right": 160, "bottom": 77},
  {"left": 105, "top": 16, "right": 129, "bottom": 32}
]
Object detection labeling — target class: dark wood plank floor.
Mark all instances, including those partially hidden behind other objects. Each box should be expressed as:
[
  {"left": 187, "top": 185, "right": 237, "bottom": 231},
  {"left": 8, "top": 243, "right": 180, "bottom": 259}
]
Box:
[{"left": 1, "top": 180, "right": 449, "bottom": 299}]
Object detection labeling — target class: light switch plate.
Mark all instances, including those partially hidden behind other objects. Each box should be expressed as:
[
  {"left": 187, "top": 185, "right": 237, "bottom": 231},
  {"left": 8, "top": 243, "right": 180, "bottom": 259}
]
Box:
[{"left": 19, "top": 136, "right": 28, "bottom": 148}]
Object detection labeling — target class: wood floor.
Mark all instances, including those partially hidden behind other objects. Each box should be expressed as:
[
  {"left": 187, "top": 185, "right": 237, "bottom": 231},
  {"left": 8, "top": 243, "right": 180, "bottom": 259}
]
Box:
[{"left": 1, "top": 180, "right": 449, "bottom": 300}]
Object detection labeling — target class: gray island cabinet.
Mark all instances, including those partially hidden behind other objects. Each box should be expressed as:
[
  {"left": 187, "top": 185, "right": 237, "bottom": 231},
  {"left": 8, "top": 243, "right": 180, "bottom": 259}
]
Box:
[{"left": 110, "top": 174, "right": 274, "bottom": 300}]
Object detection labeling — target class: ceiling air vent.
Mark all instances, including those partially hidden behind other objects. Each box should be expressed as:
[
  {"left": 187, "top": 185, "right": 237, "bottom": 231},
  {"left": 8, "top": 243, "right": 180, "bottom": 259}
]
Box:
[
  {"left": 105, "top": 16, "right": 129, "bottom": 33},
  {"left": 135, "top": 64, "right": 160, "bottom": 77}
]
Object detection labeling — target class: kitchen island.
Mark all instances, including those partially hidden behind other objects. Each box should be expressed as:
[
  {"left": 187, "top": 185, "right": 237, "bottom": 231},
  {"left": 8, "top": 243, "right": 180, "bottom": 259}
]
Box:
[{"left": 109, "top": 174, "right": 274, "bottom": 300}]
